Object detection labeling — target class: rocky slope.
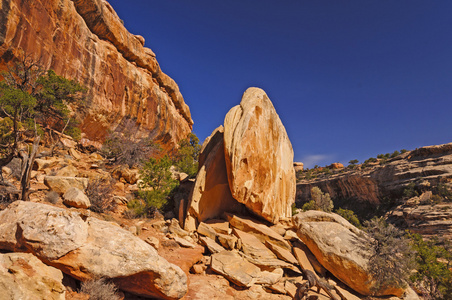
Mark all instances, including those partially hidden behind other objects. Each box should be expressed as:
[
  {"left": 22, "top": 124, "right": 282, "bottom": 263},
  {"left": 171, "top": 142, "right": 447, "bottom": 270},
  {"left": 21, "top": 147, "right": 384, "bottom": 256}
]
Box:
[
  {"left": 0, "top": 0, "right": 192, "bottom": 150},
  {"left": 297, "top": 143, "right": 452, "bottom": 205}
]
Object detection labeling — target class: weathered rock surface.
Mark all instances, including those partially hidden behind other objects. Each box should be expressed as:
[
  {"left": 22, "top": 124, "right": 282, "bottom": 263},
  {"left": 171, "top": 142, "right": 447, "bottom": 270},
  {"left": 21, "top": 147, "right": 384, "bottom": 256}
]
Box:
[
  {"left": 0, "top": 252, "right": 66, "bottom": 300},
  {"left": 223, "top": 87, "right": 296, "bottom": 223},
  {"left": 44, "top": 176, "right": 89, "bottom": 194},
  {"left": 293, "top": 210, "right": 404, "bottom": 297},
  {"left": 388, "top": 201, "right": 452, "bottom": 239},
  {"left": 227, "top": 214, "right": 291, "bottom": 250},
  {"left": 297, "top": 143, "right": 452, "bottom": 205},
  {"left": 210, "top": 250, "right": 283, "bottom": 288},
  {"left": 0, "top": 0, "right": 192, "bottom": 150},
  {"left": 0, "top": 201, "right": 187, "bottom": 299},
  {"left": 63, "top": 187, "right": 91, "bottom": 209},
  {"left": 184, "top": 126, "right": 245, "bottom": 231}
]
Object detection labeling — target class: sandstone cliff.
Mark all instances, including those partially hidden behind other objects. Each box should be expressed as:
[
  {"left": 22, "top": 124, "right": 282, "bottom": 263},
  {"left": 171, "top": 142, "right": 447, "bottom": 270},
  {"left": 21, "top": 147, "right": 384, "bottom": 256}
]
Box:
[{"left": 0, "top": 0, "right": 192, "bottom": 150}]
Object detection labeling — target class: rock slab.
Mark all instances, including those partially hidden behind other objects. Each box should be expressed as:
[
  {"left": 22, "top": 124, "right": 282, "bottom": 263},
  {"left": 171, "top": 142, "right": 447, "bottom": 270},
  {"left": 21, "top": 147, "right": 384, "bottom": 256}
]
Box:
[
  {"left": 223, "top": 87, "right": 296, "bottom": 223},
  {"left": 0, "top": 201, "right": 187, "bottom": 299},
  {"left": 0, "top": 252, "right": 66, "bottom": 300},
  {"left": 293, "top": 210, "right": 404, "bottom": 297}
]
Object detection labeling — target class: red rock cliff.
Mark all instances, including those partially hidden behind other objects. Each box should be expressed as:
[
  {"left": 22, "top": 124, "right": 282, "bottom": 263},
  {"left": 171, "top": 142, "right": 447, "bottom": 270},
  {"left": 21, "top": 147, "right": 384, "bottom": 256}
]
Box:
[{"left": 0, "top": 0, "right": 193, "bottom": 150}]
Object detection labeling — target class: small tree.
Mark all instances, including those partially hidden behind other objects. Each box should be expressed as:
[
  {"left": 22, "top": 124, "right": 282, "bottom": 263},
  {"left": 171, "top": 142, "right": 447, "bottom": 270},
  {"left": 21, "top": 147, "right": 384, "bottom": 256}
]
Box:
[
  {"left": 130, "top": 155, "right": 179, "bottom": 217},
  {"left": 0, "top": 51, "right": 85, "bottom": 200},
  {"left": 409, "top": 233, "right": 452, "bottom": 299},
  {"left": 173, "top": 132, "right": 200, "bottom": 178},
  {"left": 364, "top": 217, "right": 414, "bottom": 292},
  {"left": 302, "top": 187, "right": 333, "bottom": 212},
  {"left": 348, "top": 159, "right": 359, "bottom": 165}
]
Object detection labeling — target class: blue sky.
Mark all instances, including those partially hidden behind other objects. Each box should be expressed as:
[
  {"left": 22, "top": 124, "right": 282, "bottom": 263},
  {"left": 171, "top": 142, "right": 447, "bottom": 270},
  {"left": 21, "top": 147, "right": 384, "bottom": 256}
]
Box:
[{"left": 108, "top": 1, "right": 452, "bottom": 168}]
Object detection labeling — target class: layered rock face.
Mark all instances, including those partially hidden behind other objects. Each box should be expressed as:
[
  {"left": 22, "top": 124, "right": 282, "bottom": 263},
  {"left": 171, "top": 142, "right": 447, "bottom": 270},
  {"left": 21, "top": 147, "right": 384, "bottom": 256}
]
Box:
[
  {"left": 0, "top": 0, "right": 192, "bottom": 150},
  {"left": 0, "top": 201, "right": 187, "bottom": 299},
  {"left": 224, "top": 87, "right": 296, "bottom": 223},
  {"left": 297, "top": 143, "right": 452, "bottom": 205}
]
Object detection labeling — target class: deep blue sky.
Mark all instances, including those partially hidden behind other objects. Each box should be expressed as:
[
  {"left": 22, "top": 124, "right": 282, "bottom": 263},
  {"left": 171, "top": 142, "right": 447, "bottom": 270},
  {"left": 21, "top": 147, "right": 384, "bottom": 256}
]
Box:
[{"left": 107, "top": 0, "right": 452, "bottom": 168}]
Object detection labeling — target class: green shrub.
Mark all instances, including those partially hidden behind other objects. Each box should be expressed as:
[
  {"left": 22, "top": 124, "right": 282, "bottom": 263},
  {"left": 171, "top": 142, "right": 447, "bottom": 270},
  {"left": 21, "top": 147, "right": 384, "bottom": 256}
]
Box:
[
  {"left": 403, "top": 182, "right": 419, "bottom": 199},
  {"left": 390, "top": 150, "right": 400, "bottom": 158},
  {"left": 301, "top": 200, "right": 316, "bottom": 211},
  {"left": 409, "top": 233, "right": 452, "bottom": 299},
  {"left": 335, "top": 208, "right": 362, "bottom": 229},
  {"left": 132, "top": 155, "right": 179, "bottom": 217},
  {"left": 173, "top": 133, "right": 200, "bottom": 178}
]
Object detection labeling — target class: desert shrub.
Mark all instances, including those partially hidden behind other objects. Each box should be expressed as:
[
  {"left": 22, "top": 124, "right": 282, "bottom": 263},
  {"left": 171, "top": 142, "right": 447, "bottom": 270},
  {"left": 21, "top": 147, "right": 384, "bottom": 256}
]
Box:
[
  {"left": 364, "top": 217, "right": 414, "bottom": 292},
  {"left": 403, "top": 182, "right": 419, "bottom": 199},
  {"left": 102, "top": 119, "right": 160, "bottom": 168},
  {"left": 124, "top": 199, "right": 147, "bottom": 219},
  {"left": 86, "top": 177, "right": 116, "bottom": 213},
  {"left": 45, "top": 191, "right": 59, "bottom": 204},
  {"left": 80, "top": 278, "right": 121, "bottom": 300},
  {"left": 364, "top": 157, "right": 377, "bottom": 164},
  {"left": 391, "top": 150, "right": 400, "bottom": 158},
  {"left": 173, "top": 133, "right": 200, "bottom": 178},
  {"left": 302, "top": 187, "right": 333, "bottom": 212},
  {"left": 301, "top": 200, "right": 316, "bottom": 211},
  {"left": 433, "top": 183, "right": 452, "bottom": 202},
  {"left": 409, "top": 233, "right": 452, "bottom": 299},
  {"left": 348, "top": 159, "right": 359, "bottom": 169},
  {"left": 335, "top": 208, "right": 362, "bottom": 229},
  {"left": 131, "top": 155, "right": 179, "bottom": 217},
  {"left": 311, "top": 186, "right": 333, "bottom": 212},
  {"left": 401, "top": 149, "right": 408, "bottom": 154}
]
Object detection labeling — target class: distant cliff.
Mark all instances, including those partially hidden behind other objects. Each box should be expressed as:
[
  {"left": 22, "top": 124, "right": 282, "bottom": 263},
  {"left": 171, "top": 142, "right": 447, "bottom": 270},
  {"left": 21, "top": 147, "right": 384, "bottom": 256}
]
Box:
[
  {"left": 297, "top": 143, "right": 452, "bottom": 206},
  {"left": 0, "top": 0, "right": 193, "bottom": 150}
]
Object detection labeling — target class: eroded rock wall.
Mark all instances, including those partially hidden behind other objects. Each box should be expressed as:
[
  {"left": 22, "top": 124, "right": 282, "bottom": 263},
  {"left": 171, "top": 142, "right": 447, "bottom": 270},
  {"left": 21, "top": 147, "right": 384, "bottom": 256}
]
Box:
[
  {"left": 297, "top": 143, "right": 452, "bottom": 205},
  {"left": 0, "top": 0, "right": 192, "bottom": 150}
]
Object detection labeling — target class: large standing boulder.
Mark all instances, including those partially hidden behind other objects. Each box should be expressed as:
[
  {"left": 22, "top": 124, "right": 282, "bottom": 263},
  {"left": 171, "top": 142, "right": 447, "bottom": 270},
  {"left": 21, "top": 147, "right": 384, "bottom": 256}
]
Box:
[
  {"left": 0, "top": 252, "right": 66, "bottom": 300},
  {"left": 0, "top": 201, "right": 187, "bottom": 299},
  {"left": 293, "top": 210, "right": 404, "bottom": 297},
  {"left": 223, "top": 87, "right": 296, "bottom": 223},
  {"left": 184, "top": 126, "right": 246, "bottom": 231}
]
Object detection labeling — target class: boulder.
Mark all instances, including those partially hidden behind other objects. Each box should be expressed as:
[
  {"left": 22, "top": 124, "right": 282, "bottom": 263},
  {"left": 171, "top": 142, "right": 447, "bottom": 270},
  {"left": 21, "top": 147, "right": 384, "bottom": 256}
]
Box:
[
  {"left": 184, "top": 126, "right": 245, "bottom": 231},
  {"left": 63, "top": 187, "right": 91, "bottom": 209},
  {"left": 44, "top": 176, "right": 89, "bottom": 194},
  {"left": 0, "top": 252, "right": 66, "bottom": 300},
  {"left": 223, "top": 87, "right": 296, "bottom": 223},
  {"left": 210, "top": 250, "right": 283, "bottom": 288},
  {"left": 293, "top": 210, "right": 404, "bottom": 296},
  {"left": 199, "top": 236, "right": 225, "bottom": 254},
  {"left": 56, "top": 165, "right": 79, "bottom": 177},
  {"left": 294, "top": 162, "right": 304, "bottom": 172},
  {"left": 227, "top": 214, "right": 291, "bottom": 250},
  {"left": 0, "top": 201, "right": 187, "bottom": 299}
]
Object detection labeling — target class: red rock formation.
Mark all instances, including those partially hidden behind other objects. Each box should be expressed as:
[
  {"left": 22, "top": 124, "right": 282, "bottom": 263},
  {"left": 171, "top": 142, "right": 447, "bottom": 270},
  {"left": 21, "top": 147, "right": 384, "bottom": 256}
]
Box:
[
  {"left": 0, "top": 0, "right": 192, "bottom": 150},
  {"left": 297, "top": 143, "right": 452, "bottom": 206}
]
